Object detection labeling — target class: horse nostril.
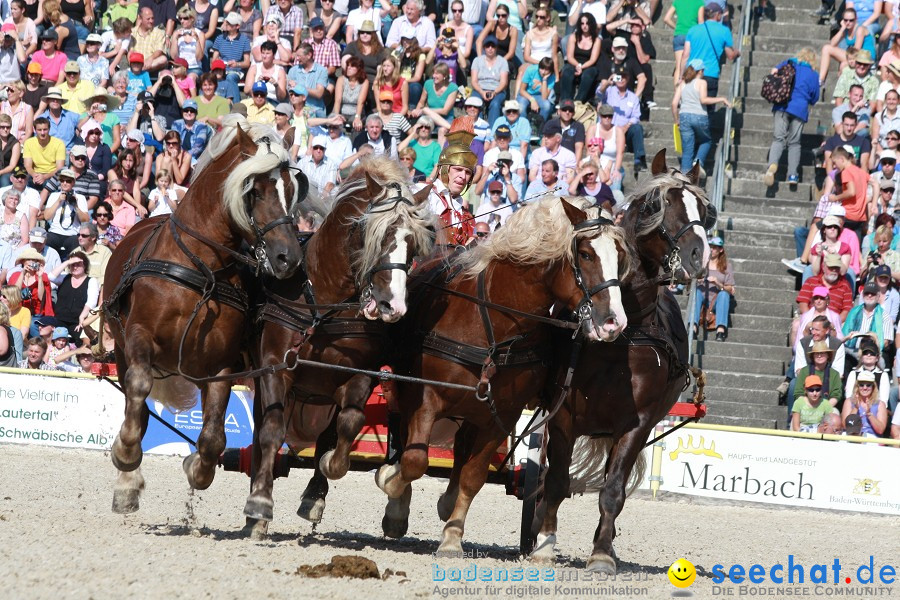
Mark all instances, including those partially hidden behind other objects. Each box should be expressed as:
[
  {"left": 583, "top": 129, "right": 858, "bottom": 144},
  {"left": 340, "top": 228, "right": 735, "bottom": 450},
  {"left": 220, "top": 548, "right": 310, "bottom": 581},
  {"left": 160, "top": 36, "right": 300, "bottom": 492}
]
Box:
[{"left": 379, "top": 300, "right": 392, "bottom": 313}]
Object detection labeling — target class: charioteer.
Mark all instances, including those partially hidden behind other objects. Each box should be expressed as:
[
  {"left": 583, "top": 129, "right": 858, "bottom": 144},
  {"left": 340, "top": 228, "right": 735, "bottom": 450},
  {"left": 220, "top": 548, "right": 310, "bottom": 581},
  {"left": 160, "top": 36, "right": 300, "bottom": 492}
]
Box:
[{"left": 427, "top": 117, "right": 479, "bottom": 246}]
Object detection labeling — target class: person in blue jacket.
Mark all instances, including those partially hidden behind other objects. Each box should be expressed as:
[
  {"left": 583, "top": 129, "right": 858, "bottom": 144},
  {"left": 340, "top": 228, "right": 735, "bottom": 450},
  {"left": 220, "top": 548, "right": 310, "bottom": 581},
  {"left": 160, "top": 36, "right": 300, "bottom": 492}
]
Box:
[{"left": 765, "top": 47, "right": 820, "bottom": 188}]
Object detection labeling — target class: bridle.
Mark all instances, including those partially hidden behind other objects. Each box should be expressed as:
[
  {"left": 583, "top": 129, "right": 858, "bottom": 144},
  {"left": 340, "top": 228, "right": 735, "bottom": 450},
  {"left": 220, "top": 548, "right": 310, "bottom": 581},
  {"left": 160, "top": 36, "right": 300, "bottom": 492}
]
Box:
[
  {"left": 358, "top": 182, "right": 417, "bottom": 310},
  {"left": 571, "top": 216, "right": 621, "bottom": 326},
  {"left": 640, "top": 185, "right": 717, "bottom": 280},
  {"left": 243, "top": 163, "right": 299, "bottom": 275}
]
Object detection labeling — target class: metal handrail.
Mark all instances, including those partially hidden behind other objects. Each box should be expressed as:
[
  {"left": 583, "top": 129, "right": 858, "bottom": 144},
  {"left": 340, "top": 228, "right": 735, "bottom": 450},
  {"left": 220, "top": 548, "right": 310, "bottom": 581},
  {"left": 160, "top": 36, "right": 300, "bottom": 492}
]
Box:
[{"left": 687, "top": 0, "right": 755, "bottom": 372}]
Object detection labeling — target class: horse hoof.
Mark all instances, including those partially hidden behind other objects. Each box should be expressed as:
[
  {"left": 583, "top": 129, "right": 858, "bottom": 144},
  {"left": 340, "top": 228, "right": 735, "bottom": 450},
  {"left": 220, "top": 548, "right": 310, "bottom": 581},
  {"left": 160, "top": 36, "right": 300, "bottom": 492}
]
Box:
[
  {"left": 243, "top": 496, "right": 274, "bottom": 522},
  {"left": 434, "top": 541, "right": 464, "bottom": 559},
  {"left": 381, "top": 515, "right": 409, "bottom": 538},
  {"left": 110, "top": 439, "right": 142, "bottom": 472},
  {"left": 297, "top": 497, "right": 326, "bottom": 524},
  {"left": 585, "top": 553, "right": 617, "bottom": 576},
  {"left": 241, "top": 517, "right": 269, "bottom": 541},
  {"left": 530, "top": 533, "right": 557, "bottom": 563},
  {"left": 112, "top": 489, "right": 140, "bottom": 514},
  {"left": 319, "top": 450, "right": 348, "bottom": 480},
  {"left": 182, "top": 453, "right": 213, "bottom": 490}
]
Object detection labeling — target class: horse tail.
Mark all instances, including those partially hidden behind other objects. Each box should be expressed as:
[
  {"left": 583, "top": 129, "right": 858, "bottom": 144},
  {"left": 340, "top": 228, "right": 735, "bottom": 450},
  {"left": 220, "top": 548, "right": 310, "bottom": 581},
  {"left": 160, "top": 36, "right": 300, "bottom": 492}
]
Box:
[
  {"left": 568, "top": 436, "right": 647, "bottom": 497},
  {"left": 149, "top": 376, "right": 199, "bottom": 413}
]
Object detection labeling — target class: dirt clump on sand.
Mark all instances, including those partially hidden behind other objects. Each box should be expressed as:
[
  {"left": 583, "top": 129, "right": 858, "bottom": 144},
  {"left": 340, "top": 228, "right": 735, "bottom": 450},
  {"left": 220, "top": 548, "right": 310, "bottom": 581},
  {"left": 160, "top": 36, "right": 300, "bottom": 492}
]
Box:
[{"left": 296, "top": 555, "right": 382, "bottom": 579}]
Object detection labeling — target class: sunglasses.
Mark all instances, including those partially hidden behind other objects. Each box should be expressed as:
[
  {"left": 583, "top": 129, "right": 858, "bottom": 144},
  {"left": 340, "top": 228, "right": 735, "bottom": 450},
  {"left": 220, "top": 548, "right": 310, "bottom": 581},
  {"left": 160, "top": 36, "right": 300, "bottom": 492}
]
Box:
[
  {"left": 0, "top": 125, "right": 9, "bottom": 129},
  {"left": 536, "top": 14, "right": 548, "bottom": 19},
  {"left": 823, "top": 224, "right": 839, "bottom": 229},
  {"left": 452, "top": 8, "right": 463, "bottom": 12},
  {"left": 496, "top": 12, "right": 508, "bottom": 17},
  {"left": 806, "top": 386, "right": 822, "bottom": 393},
  {"left": 252, "top": 92, "right": 267, "bottom": 98},
  {"left": 59, "top": 178, "right": 75, "bottom": 184},
  {"left": 95, "top": 213, "right": 110, "bottom": 217},
  {"left": 165, "top": 141, "right": 179, "bottom": 146},
  {"left": 71, "top": 155, "right": 86, "bottom": 160},
  {"left": 183, "top": 108, "right": 197, "bottom": 114},
  {"left": 490, "top": 190, "right": 502, "bottom": 194},
  {"left": 475, "top": 231, "right": 489, "bottom": 237},
  {"left": 76, "top": 234, "right": 91, "bottom": 238},
  {"left": 858, "top": 382, "right": 875, "bottom": 388},
  {"left": 109, "top": 189, "right": 124, "bottom": 193}
]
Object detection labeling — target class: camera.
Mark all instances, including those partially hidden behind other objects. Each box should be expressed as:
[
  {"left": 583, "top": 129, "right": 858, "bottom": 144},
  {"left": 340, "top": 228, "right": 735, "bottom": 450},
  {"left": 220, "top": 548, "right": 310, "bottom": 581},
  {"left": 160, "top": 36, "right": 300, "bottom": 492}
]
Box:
[
  {"left": 65, "top": 191, "right": 76, "bottom": 204},
  {"left": 611, "top": 74, "right": 623, "bottom": 83},
  {"left": 870, "top": 250, "right": 882, "bottom": 262}
]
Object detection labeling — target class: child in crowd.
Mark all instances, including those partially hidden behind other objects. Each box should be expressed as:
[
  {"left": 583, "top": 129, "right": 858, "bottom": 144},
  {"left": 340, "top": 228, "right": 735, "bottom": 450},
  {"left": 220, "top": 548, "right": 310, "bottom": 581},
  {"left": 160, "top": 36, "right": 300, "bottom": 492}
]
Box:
[
  {"left": 47, "top": 326, "right": 77, "bottom": 370},
  {"left": 791, "top": 375, "right": 838, "bottom": 432},
  {"left": 126, "top": 53, "right": 151, "bottom": 95},
  {"left": 147, "top": 169, "right": 180, "bottom": 217}
]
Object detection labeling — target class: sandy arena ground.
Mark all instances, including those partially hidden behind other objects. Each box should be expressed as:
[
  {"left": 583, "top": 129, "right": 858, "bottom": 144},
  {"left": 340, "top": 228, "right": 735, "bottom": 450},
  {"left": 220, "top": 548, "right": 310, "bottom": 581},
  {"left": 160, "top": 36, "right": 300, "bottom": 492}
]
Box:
[{"left": 0, "top": 444, "right": 896, "bottom": 600}]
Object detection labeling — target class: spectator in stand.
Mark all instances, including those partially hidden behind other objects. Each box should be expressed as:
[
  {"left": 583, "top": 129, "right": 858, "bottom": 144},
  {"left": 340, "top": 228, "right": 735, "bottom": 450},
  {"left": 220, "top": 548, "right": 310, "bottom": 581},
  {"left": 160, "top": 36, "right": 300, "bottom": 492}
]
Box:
[
  {"left": 664, "top": 0, "right": 704, "bottom": 87},
  {"left": 37, "top": 87, "right": 79, "bottom": 150},
  {"left": 399, "top": 116, "right": 441, "bottom": 178},
  {"left": 0, "top": 115, "right": 21, "bottom": 189},
  {"left": 691, "top": 236, "right": 734, "bottom": 341},
  {"left": 8, "top": 247, "right": 53, "bottom": 331},
  {"left": 859, "top": 225, "right": 900, "bottom": 282},
  {"left": 591, "top": 103, "right": 626, "bottom": 190},
  {"left": 516, "top": 56, "right": 555, "bottom": 122},
  {"left": 763, "top": 48, "right": 820, "bottom": 188},
  {"left": 442, "top": 2, "right": 475, "bottom": 72},
  {"left": 170, "top": 99, "right": 211, "bottom": 162},
  {"left": 23, "top": 117, "right": 65, "bottom": 188},
  {"left": 809, "top": 214, "right": 854, "bottom": 282},
  {"left": 819, "top": 8, "right": 876, "bottom": 86},
  {"left": 0, "top": 167, "right": 40, "bottom": 231},
  {"left": 212, "top": 13, "right": 252, "bottom": 85},
  {"left": 74, "top": 222, "right": 110, "bottom": 286},
  {"left": 41, "top": 167, "right": 89, "bottom": 258},
  {"left": 155, "top": 130, "right": 191, "bottom": 186},
  {"left": 252, "top": 13, "right": 292, "bottom": 66},
  {"left": 683, "top": 2, "right": 738, "bottom": 109},
  {"left": 782, "top": 315, "right": 848, "bottom": 400},
  {"left": 22, "top": 63, "right": 49, "bottom": 114},
  {"left": 524, "top": 158, "right": 566, "bottom": 199},
  {"left": 596, "top": 37, "right": 646, "bottom": 100},
  {"left": 830, "top": 146, "right": 870, "bottom": 243},
  {"left": 2, "top": 284, "right": 31, "bottom": 341},
  {"left": 793, "top": 341, "right": 843, "bottom": 416},
  {"left": 844, "top": 280, "right": 894, "bottom": 361},
  {"left": 560, "top": 13, "right": 601, "bottom": 103},
  {"left": 57, "top": 61, "right": 95, "bottom": 117},
  {"left": 42, "top": 145, "right": 101, "bottom": 210},
  {"left": 385, "top": 0, "right": 436, "bottom": 52},
  {"left": 288, "top": 43, "right": 328, "bottom": 118},
  {"left": 845, "top": 335, "right": 890, "bottom": 402},
  {"left": 604, "top": 71, "right": 647, "bottom": 174},
  {"left": 91, "top": 201, "right": 122, "bottom": 250},
  {"left": 475, "top": 4, "right": 519, "bottom": 76},
  {"left": 485, "top": 0, "right": 527, "bottom": 34},
  {"left": 791, "top": 375, "right": 839, "bottom": 432},
  {"left": 673, "top": 58, "right": 732, "bottom": 176},
  {"left": 841, "top": 369, "right": 888, "bottom": 436},
  {"left": 311, "top": 0, "right": 344, "bottom": 41},
  {"left": 80, "top": 121, "right": 114, "bottom": 198},
  {"left": 797, "top": 253, "right": 854, "bottom": 321},
  {"left": 410, "top": 62, "right": 458, "bottom": 129},
  {"left": 307, "top": 17, "right": 341, "bottom": 86},
  {"left": 349, "top": 113, "right": 398, "bottom": 163},
  {"left": 475, "top": 180, "right": 514, "bottom": 231},
  {"left": 870, "top": 151, "right": 900, "bottom": 221},
  {"left": 2, "top": 81, "right": 34, "bottom": 146},
  {"left": 170, "top": 7, "right": 206, "bottom": 80},
  {"left": 489, "top": 101, "right": 530, "bottom": 158},
  {"left": 529, "top": 120, "right": 577, "bottom": 185},
  {"left": 31, "top": 30, "right": 66, "bottom": 85},
  {"left": 195, "top": 73, "right": 230, "bottom": 131},
  {"left": 342, "top": 20, "right": 388, "bottom": 84},
  {"left": 569, "top": 159, "right": 615, "bottom": 212},
  {"left": 0, "top": 188, "right": 30, "bottom": 249},
  {"left": 871, "top": 91, "right": 900, "bottom": 167},
  {"left": 399, "top": 36, "right": 427, "bottom": 109},
  {"left": 792, "top": 286, "right": 844, "bottom": 349},
  {"left": 47, "top": 249, "right": 98, "bottom": 338},
  {"left": 132, "top": 7, "right": 169, "bottom": 74},
  {"left": 832, "top": 84, "right": 871, "bottom": 139},
  {"left": 265, "top": 0, "right": 305, "bottom": 49},
  {"left": 875, "top": 61, "right": 900, "bottom": 113},
  {"left": 399, "top": 147, "right": 426, "bottom": 182},
  {"left": 19, "top": 336, "right": 58, "bottom": 370},
  {"left": 470, "top": 35, "right": 509, "bottom": 127},
  {"left": 475, "top": 149, "right": 521, "bottom": 207},
  {"left": 481, "top": 128, "right": 525, "bottom": 190},
  {"left": 147, "top": 168, "right": 181, "bottom": 217},
  {"left": 345, "top": 0, "right": 383, "bottom": 44},
  {"left": 242, "top": 80, "right": 276, "bottom": 125},
  {"left": 548, "top": 99, "right": 587, "bottom": 164},
  {"left": 225, "top": 0, "right": 262, "bottom": 40},
  {"left": 6, "top": 0, "right": 37, "bottom": 58},
  {"left": 299, "top": 135, "right": 340, "bottom": 197},
  {"left": 831, "top": 49, "right": 879, "bottom": 105},
  {"left": 373, "top": 54, "right": 409, "bottom": 116}
]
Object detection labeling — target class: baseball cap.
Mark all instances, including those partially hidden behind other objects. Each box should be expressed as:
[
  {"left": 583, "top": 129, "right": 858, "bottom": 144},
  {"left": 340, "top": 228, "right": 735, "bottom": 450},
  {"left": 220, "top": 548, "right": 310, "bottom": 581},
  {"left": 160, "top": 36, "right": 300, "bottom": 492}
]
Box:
[
  {"left": 27, "top": 61, "right": 42, "bottom": 74},
  {"left": 40, "top": 29, "right": 58, "bottom": 40},
  {"left": 688, "top": 58, "right": 706, "bottom": 71},
  {"left": 857, "top": 369, "right": 877, "bottom": 383},
  {"left": 708, "top": 236, "right": 724, "bottom": 247},
  {"left": 503, "top": 100, "right": 520, "bottom": 113},
  {"left": 274, "top": 102, "right": 291, "bottom": 115},
  {"left": 804, "top": 374, "right": 822, "bottom": 389},
  {"left": 542, "top": 120, "right": 562, "bottom": 137},
  {"left": 488, "top": 181, "right": 503, "bottom": 193},
  {"left": 182, "top": 99, "right": 198, "bottom": 111},
  {"left": 598, "top": 103, "right": 614, "bottom": 117},
  {"left": 705, "top": 1, "right": 725, "bottom": 13},
  {"left": 309, "top": 16, "right": 325, "bottom": 28},
  {"left": 874, "top": 264, "right": 892, "bottom": 278},
  {"left": 58, "top": 168, "right": 76, "bottom": 180},
  {"left": 290, "top": 84, "right": 308, "bottom": 96},
  {"left": 824, "top": 254, "right": 843, "bottom": 268},
  {"left": 464, "top": 96, "right": 483, "bottom": 108},
  {"left": 210, "top": 59, "right": 226, "bottom": 71},
  {"left": 612, "top": 37, "right": 629, "bottom": 48},
  {"left": 559, "top": 99, "right": 575, "bottom": 111},
  {"left": 881, "top": 150, "right": 897, "bottom": 162},
  {"left": 1, "top": 23, "right": 16, "bottom": 35},
  {"left": 224, "top": 12, "right": 243, "bottom": 26},
  {"left": 29, "top": 226, "right": 47, "bottom": 242},
  {"left": 379, "top": 90, "right": 394, "bottom": 101},
  {"left": 251, "top": 81, "right": 268, "bottom": 94},
  {"left": 863, "top": 281, "right": 880, "bottom": 295},
  {"left": 881, "top": 179, "right": 896, "bottom": 191},
  {"left": 33, "top": 316, "right": 59, "bottom": 328},
  {"left": 51, "top": 327, "right": 70, "bottom": 341},
  {"left": 265, "top": 13, "right": 285, "bottom": 27},
  {"left": 129, "top": 52, "right": 144, "bottom": 64},
  {"left": 483, "top": 35, "right": 498, "bottom": 47},
  {"left": 494, "top": 124, "right": 512, "bottom": 138},
  {"left": 86, "top": 33, "right": 102, "bottom": 44},
  {"left": 311, "top": 134, "right": 328, "bottom": 148},
  {"left": 170, "top": 57, "right": 189, "bottom": 69},
  {"left": 844, "top": 414, "right": 862, "bottom": 435},
  {"left": 826, "top": 204, "right": 846, "bottom": 217},
  {"left": 822, "top": 215, "right": 842, "bottom": 228},
  {"left": 811, "top": 286, "right": 830, "bottom": 298},
  {"left": 497, "top": 151, "right": 513, "bottom": 162},
  {"left": 126, "top": 129, "right": 144, "bottom": 143},
  {"left": 70, "top": 145, "right": 88, "bottom": 158},
  {"left": 12, "top": 166, "right": 27, "bottom": 178},
  {"left": 137, "top": 90, "right": 154, "bottom": 102},
  {"left": 64, "top": 60, "right": 80, "bottom": 73}
]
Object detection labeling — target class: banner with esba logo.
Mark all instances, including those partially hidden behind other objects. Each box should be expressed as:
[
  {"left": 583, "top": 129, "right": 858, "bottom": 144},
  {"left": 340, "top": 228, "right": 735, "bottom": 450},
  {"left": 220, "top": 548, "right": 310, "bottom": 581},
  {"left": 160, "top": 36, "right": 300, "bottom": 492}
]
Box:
[
  {"left": 658, "top": 428, "right": 900, "bottom": 515},
  {"left": 0, "top": 371, "right": 253, "bottom": 455}
]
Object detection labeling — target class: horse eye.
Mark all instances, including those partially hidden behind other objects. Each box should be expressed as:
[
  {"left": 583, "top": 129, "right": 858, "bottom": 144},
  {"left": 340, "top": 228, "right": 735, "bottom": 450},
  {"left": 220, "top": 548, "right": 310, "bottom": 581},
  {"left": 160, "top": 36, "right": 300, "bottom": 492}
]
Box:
[{"left": 579, "top": 251, "right": 592, "bottom": 261}]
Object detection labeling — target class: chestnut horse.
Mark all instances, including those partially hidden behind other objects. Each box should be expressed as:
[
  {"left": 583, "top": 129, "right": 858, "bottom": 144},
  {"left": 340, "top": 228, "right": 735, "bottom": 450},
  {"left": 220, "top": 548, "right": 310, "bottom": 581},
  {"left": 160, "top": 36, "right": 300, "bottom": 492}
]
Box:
[
  {"left": 375, "top": 196, "right": 633, "bottom": 556},
  {"left": 103, "top": 119, "right": 307, "bottom": 514},
  {"left": 243, "top": 156, "right": 435, "bottom": 538},
  {"left": 529, "top": 151, "right": 714, "bottom": 573}
]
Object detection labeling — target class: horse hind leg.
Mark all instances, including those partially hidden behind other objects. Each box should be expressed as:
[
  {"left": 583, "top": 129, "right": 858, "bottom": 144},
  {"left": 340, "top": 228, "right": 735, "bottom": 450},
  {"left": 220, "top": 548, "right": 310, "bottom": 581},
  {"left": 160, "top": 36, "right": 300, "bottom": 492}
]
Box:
[
  {"left": 438, "top": 422, "right": 476, "bottom": 522},
  {"left": 531, "top": 416, "right": 576, "bottom": 564},
  {"left": 183, "top": 378, "right": 231, "bottom": 490},
  {"left": 319, "top": 375, "right": 372, "bottom": 480},
  {"left": 297, "top": 414, "right": 337, "bottom": 524},
  {"left": 112, "top": 468, "right": 146, "bottom": 514},
  {"left": 111, "top": 338, "right": 152, "bottom": 513}
]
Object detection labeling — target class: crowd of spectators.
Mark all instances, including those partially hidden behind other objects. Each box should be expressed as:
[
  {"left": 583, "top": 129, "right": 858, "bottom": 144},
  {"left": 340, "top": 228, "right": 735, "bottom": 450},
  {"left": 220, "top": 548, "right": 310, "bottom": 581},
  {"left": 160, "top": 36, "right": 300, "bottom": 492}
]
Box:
[{"left": 765, "top": 3, "right": 900, "bottom": 439}]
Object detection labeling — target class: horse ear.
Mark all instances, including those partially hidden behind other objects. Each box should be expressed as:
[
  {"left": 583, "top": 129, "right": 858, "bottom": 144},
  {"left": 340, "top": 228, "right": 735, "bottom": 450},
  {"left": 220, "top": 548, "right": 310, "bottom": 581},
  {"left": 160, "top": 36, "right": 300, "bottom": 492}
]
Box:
[
  {"left": 560, "top": 198, "right": 588, "bottom": 227},
  {"left": 686, "top": 161, "right": 701, "bottom": 185},
  {"left": 412, "top": 183, "right": 432, "bottom": 205},
  {"left": 364, "top": 171, "right": 380, "bottom": 198},
  {"left": 650, "top": 149, "right": 667, "bottom": 175},
  {"left": 235, "top": 123, "right": 258, "bottom": 156}
]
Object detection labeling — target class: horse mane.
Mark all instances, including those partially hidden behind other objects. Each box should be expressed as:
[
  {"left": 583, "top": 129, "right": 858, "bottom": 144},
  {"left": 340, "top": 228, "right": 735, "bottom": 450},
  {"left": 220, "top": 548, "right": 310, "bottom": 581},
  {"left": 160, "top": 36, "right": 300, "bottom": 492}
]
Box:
[
  {"left": 191, "top": 114, "right": 294, "bottom": 235},
  {"left": 627, "top": 169, "right": 709, "bottom": 238},
  {"left": 337, "top": 156, "right": 436, "bottom": 286},
  {"left": 457, "top": 196, "right": 633, "bottom": 279}
]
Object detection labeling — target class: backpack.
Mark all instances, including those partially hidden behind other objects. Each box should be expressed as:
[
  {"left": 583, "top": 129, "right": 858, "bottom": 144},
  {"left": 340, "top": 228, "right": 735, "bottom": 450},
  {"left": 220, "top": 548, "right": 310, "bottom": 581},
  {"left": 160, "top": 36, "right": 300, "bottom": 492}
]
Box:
[
  {"left": 761, "top": 61, "right": 796, "bottom": 104},
  {"left": 573, "top": 101, "right": 597, "bottom": 137}
]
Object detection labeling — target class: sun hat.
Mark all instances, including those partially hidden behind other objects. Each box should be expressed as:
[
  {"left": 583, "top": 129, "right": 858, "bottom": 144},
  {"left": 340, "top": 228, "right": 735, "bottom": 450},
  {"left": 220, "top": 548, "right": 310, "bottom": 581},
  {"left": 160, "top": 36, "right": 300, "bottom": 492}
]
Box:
[
  {"left": 86, "top": 33, "right": 102, "bottom": 44},
  {"left": 358, "top": 20, "right": 377, "bottom": 33},
  {"left": 826, "top": 204, "right": 846, "bottom": 217},
  {"left": 857, "top": 370, "right": 877, "bottom": 383},
  {"left": 41, "top": 87, "right": 67, "bottom": 103},
  {"left": 464, "top": 96, "right": 483, "bottom": 108},
  {"left": 15, "top": 247, "right": 46, "bottom": 265},
  {"left": 806, "top": 340, "right": 835, "bottom": 357},
  {"left": 273, "top": 102, "right": 291, "bottom": 115},
  {"left": 855, "top": 50, "right": 874, "bottom": 64}
]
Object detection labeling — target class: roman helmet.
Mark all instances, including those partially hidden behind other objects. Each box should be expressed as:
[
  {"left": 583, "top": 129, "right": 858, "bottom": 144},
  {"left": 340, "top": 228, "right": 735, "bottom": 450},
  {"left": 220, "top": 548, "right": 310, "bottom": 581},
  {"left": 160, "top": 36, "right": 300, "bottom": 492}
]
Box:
[{"left": 436, "top": 116, "right": 477, "bottom": 194}]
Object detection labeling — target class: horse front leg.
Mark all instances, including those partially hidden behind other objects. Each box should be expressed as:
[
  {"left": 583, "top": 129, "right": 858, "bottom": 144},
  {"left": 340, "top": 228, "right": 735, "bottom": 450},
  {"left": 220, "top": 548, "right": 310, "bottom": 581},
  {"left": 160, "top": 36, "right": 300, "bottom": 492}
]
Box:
[
  {"left": 376, "top": 385, "right": 437, "bottom": 538},
  {"left": 243, "top": 369, "right": 292, "bottom": 538},
  {"left": 438, "top": 422, "right": 476, "bottom": 522},
  {"left": 183, "top": 377, "right": 231, "bottom": 490},
  {"left": 319, "top": 374, "right": 373, "bottom": 480},
  {"left": 587, "top": 428, "right": 647, "bottom": 575},
  {"left": 111, "top": 333, "right": 153, "bottom": 514},
  {"left": 297, "top": 412, "right": 337, "bottom": 524},
  {"left": 531, "top": 408, "right": 575, "bottom": 563},
  {"left": 436, "top": 425, "right": 505, "bottom": 557}
]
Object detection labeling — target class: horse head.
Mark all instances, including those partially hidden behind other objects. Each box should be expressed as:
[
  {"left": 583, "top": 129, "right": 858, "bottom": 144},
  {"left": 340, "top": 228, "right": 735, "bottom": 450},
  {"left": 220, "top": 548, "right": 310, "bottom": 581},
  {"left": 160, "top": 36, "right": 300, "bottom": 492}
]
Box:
[
  {"left": 628, "top": 149, "right": 715, "bottom": 283},
  {"left": 558, "top": 198, "right": 631, "bottom": 342},
  {"left": 225, "top": 124, "right": 307, "bottom": 279},
  {"left": 356, "top": 169, "right": 434, "bottom": 322}
]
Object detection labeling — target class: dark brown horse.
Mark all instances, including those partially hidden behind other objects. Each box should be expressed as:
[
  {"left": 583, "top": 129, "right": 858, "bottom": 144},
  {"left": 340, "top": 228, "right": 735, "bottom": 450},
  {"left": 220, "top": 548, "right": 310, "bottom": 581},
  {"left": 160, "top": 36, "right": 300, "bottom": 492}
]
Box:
[
  {"left": 529, "top": 151, "right": 714, "bottom": 573},
  {"left": 243, "top": 156, "right": 434, "bottom": 538},
  {"left": 376, "top": 196, "right": 633, "bottom": 556},
  {"left": 104, "top": 119, "right": 307, "bottom": 514}
]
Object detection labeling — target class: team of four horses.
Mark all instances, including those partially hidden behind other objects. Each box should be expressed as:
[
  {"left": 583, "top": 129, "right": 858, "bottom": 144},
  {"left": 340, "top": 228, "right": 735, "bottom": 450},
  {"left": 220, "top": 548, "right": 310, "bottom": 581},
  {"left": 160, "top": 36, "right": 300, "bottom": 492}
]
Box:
[{"left": 100, "top": 117, "right": 715, "bottom": 574}]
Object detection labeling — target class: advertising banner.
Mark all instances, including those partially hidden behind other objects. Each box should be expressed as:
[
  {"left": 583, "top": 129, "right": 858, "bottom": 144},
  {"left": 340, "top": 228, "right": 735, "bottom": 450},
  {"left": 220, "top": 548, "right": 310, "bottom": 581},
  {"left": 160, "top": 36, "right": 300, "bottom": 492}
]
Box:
[{"left": 658, "top": 427, "right": 900, "bottom": 515}]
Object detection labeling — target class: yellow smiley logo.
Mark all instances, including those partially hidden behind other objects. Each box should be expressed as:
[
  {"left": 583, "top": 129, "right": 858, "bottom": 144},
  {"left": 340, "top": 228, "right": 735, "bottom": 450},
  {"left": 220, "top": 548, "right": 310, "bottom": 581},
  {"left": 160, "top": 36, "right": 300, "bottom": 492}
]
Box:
[{"left": 667, "top": 558, "right": 696, "bottom": 588}]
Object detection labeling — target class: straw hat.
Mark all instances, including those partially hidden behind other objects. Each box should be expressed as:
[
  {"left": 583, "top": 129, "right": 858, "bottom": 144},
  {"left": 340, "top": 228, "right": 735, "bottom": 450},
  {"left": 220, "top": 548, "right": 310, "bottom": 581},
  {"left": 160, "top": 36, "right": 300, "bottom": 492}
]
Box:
[
  {"left": 807, "top": 340, "right": 834, "bottom": 358},
  {"left": 41, "top": 87, "right": 67, "bottom": 103},
  {"left": 15, "top": 247, "right": 46, "bottom": 265}
]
